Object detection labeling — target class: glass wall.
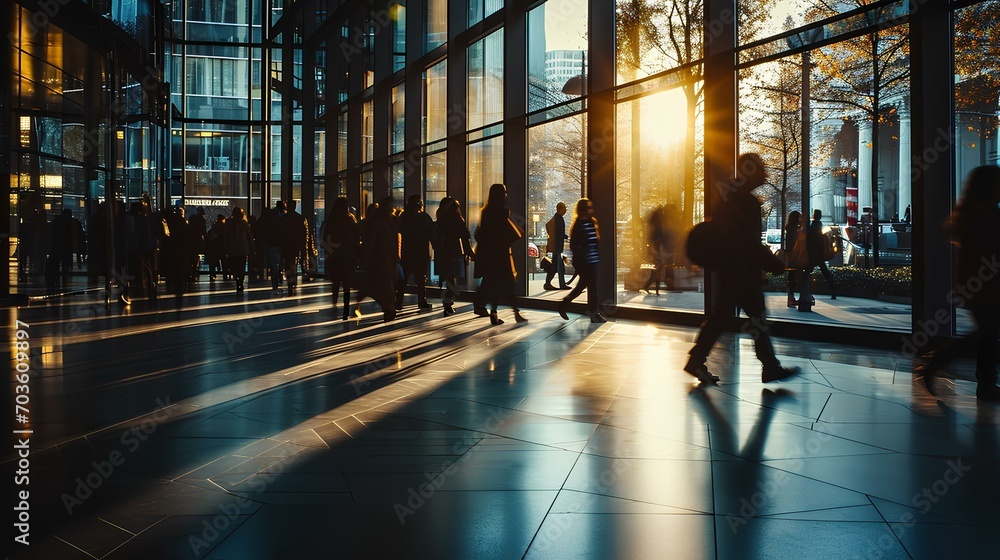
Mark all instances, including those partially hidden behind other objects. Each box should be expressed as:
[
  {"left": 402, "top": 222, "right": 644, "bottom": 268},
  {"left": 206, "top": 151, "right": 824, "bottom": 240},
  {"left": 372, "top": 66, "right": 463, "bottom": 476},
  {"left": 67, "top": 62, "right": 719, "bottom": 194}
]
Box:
[
  {"left": 269, "top": 0, "right": 984, "bottom": 341},
  {"left": 736, "top": 20, "right": 911, "bottom": 330},
  {"left": 8, "top": 1, "right": 167, "bottom": 294},
  {"left": 171, "top": 0, "right": 268, "bottom": 215}
]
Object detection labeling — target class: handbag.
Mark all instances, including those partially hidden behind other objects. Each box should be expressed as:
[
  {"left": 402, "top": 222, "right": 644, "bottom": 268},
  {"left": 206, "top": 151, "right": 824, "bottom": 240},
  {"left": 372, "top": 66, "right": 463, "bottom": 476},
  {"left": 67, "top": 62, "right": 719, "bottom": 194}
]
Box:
[
  {"left": 788, "top": 232, "right": 810, "bottom": 269},
  {"left": 540, "top": 256, "right": 554, "bottom": 272}
]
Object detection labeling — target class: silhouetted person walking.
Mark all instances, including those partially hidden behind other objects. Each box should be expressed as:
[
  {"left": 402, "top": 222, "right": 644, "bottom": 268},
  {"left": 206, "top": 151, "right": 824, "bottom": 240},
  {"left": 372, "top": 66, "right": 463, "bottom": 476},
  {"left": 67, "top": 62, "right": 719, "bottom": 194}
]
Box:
[
  {"left": 280, "top": 200, "right": 308, "bottom": 296},
  {"left": 434, "top": 197, "right": 473, "bottom": 317},
  {"left": 544, "top": 202, "right": 569, "bottom": 290},
  {"left": 558, "top": 198, "right": 606, "bottom": 323},
  {"left": 206, "top": 215, "right": 226, "bottom": 280},
  {"left": 807, "top": 209, "right": 838, "bottom": 300},
  {"left": 685, "top": 153, "right": 800, "bottom": 385},
  {"left": 397, "top": 194, "right": 434, "bottom": 310},
  {"left": 357, "top": 198, "right": 400, "bottom": 322},
  {"left": 475, "top": 183, "right": 526, "bottom": 325},
  {"left": 784, "top": 211, "right": 804, "bottom": 308},
  {"left": 225, "top": 207, "right": 255, "bottom": 293},
  {"left": 918, "top": 166, "right": 1000, "bottom": 401},
  {"left": 320, "top": 197, "right": 359, "bottom": 320}
]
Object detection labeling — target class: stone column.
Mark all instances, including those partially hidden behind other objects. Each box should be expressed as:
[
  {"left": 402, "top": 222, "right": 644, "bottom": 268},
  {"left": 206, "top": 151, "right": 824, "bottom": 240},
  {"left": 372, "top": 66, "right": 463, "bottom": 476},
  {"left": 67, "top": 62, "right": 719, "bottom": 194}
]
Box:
[
  {"left": 897, "top": 103, "right": 911, "bottom": 219},
  {"left": 858, "top": 120, "right": 873, "bottom": 210}
]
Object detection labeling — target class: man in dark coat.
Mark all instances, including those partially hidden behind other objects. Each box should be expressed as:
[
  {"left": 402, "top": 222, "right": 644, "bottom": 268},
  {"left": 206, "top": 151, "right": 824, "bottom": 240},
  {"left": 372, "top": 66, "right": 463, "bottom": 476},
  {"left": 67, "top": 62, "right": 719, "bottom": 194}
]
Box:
[
  {"left": 279, "top": 200, "right": 308, "bottom": 295},
  {"left": 544, "top": 202, "right": 569, "bottom": 290},
  {"left": 685, "top": 153, "right": 800, "bottom": 385},
  {"left": 806, "top": 209, "right": 838, "bottom": 301},
  {"left": 396, "top": 195, "right": 435, "bottom": 310}
]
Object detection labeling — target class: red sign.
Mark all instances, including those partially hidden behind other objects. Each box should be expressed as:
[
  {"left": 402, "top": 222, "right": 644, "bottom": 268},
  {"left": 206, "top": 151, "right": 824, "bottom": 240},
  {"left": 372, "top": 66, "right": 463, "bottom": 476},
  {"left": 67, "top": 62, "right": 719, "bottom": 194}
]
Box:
[{"left": 846, "top": 186, "right": 858, "bottom": 226}]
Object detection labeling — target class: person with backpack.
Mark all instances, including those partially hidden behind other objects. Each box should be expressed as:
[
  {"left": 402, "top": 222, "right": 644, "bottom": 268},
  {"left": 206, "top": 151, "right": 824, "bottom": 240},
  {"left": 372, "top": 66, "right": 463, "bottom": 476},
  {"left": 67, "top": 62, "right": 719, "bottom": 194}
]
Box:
[{"left": 684, "top": 153, "right": 799, "bottom": 385}]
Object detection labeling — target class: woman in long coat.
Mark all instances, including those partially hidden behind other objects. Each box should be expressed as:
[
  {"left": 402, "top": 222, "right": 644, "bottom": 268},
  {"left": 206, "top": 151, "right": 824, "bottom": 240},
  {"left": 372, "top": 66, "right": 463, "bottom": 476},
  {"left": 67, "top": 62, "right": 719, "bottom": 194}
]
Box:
[
  {"left": 320, "top": 197, "right": 359, "bottom": 320},
  {"left": 474, "top": 184, "right": 525, "bottom": 325},
  {"left": 224, "top": 207, "right": 255, "bottom": 293},
  {"left": 357, "top": 197, "right": 399, "bottom": 322},
  {"left": 434, "top": 197, "right": 474, "bottom": 316}
]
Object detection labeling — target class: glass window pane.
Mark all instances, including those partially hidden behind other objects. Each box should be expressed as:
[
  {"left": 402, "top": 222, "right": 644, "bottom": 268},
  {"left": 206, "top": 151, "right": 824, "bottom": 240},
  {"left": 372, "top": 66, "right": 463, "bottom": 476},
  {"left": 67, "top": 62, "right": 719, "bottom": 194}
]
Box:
[
  {"left": 527, "top": 114, "right": 587, "bottom": 295},
  {"left": 423, "top": 60, "right": 448, "bottom": 143},
  {"left": 953, "top": 1, "right": 1000, "bottom": 335},
  {"left": 391, "top": 84, "right": 405, "bottom": 154},
  {"left": 363, "top": 99, "right": 374, "bottom": 163},
  {"left": 528, "top": 0, "right": 588, "bottom": 114},
  {"left": 467, "top": 136, "right": 504, "bottom": 232},
  {"left": 423, "top": 151, "right": 447, "bottom": 206},
  {"left": 426, "top": 0, "right": 447, "bottom": 52},
  {"left": 392, "top": 2, "right": 407, "bottom": 72},
  {"left": 738, "top": 27, "right": 912, "bottom": 330},
  {"left": 616, "top": 0, "right": 703, "bottom": 85},
  {"left": 468, "top": 29, "right": 505, "bottom": 131},
  {"left": 338, "top": 112, "right": 348, "bottom": 171},
  {"left": 616, "top": 87, "right": 704, "bottom": 312}
]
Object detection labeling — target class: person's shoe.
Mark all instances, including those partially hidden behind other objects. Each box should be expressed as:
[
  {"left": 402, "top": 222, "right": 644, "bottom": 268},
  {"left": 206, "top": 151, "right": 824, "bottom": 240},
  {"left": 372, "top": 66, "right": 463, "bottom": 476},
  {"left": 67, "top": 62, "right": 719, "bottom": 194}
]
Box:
[
  {"left": 419, "top": 300, "right": 433, "bottom": 310},
  {"left": 591, "top": 313, "right": 607, "bottom": 324},
  {"left": 288, "top": 286, "right": 296, "bottom": 296},
  {"left": 787, "top": 298, "right": 797, "bottom": 308},
  {"left": 543, "top": 283, "right": 557, "bottom": 291},
  {"left": 830, "top": 294, "right": 838, "bottom": 300},
  {"left": 762, "top": 365, "right": 801, "bottom": 383},
  {"left": 683, "top": 359, "right": 720, "bottom": 384},
  {"left": 443, "top": 304, "right": 455, "bottom": 317},
  {"left": 976, "top": 384, "right": 1000, "bottom": 402},
  {"left": 395, "top": 302, "right": 403, "bottom": 311},
  {"left": 558, "top": 301, "right": 569, "bottom": 320},
  {"left": 490, "top": 312, "right": 504, "bottom": 325},
  {"left": 474, "top": 306, "right": 490, "bottom": 317},
  {"left": 558, "top": 284, "right": 570, "bottom": 290},
  {"left": 514, "top": 310, "right": 528, "bottom": 323}
]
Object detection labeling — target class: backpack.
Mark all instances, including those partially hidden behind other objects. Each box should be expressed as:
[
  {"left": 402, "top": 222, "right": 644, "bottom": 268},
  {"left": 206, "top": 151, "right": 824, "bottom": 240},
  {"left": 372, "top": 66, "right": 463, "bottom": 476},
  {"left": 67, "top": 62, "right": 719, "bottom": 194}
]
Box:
[{"left": 685, "top": 220, "right": 726, "bottom": 268}]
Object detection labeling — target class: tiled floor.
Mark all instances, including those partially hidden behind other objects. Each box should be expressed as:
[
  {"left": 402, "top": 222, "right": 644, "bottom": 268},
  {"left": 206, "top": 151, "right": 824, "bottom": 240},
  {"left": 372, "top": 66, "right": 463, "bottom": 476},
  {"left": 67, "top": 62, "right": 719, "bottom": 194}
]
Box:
[{"left": 5, "top": 280, "right": 999, "bottom": 559}]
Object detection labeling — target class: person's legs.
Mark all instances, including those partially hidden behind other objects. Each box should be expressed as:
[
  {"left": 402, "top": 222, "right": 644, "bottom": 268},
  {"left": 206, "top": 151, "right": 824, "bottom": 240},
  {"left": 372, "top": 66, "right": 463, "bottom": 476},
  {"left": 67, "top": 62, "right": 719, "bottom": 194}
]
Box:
[
  {"left": 786, "top": 269, "right": 798, "bottom": 306},
  {"left": 584, "top": 265, "right": 603, "bottom": 321},
  {"left": 267, "top": 247, "right": 282, "bottom": 289},
  {"left": 973, "top": 307, "right": 999, "bottom": 389},
  {"left": 544, "top": 265, "right": 556, "bottom": 288},
  {"left": 818, "top": 261, "right": 837, "bottom": 298},
  {"left": 283, "top": 252, "right": 298, "bottom": 291},
  {"left": 416, "top": 261, "right": 429, "bottom": 307},
  {"left": 689, "top": 275, "right": 734, "bottom": 367},
  {"left": 738, "top": 286, "right": 780, "bottom": 370},
  {"left": 556, "top": 252, "right": 568, "bottom": 287}
]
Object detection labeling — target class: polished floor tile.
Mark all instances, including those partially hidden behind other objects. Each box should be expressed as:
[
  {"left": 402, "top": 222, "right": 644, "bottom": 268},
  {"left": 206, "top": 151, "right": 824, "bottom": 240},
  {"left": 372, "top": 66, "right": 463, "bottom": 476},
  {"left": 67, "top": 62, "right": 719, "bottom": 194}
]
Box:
[{"left": 6, "top": 282, "right": 999, "bottom": 558}]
